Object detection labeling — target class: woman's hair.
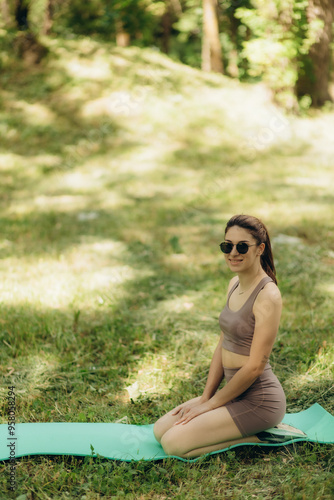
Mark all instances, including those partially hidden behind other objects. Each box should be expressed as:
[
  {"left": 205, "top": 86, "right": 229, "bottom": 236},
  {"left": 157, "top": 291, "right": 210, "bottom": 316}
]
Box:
[{"left": 225, "top": 214, "right": 277, "bottom": 284}]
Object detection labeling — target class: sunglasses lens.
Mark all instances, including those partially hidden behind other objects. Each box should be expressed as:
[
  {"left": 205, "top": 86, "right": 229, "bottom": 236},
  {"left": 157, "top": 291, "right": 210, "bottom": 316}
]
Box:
[
  {"left": 236, "top": 243, "right": 249, "bottom": 254},
  {"left": 220, "top": 242, "right": 232, "bottom": 254}
]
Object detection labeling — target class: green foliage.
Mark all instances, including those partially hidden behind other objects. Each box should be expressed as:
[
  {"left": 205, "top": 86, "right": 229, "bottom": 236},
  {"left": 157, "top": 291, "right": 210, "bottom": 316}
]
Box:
[
  {"left": 169, "top": 0, "right": 202, "bottom": 67},
  {"left": 174, "top": 0, "right": 202, "bottom": 42},
  {"left": 0, "top": 28, "right": 14, "bottom": 69},
  {"left": 51, "top": 0, "right": 158, "bottom": 45},
  {"left": 235, "top": 0, "right": 325, "bottom": 110}
]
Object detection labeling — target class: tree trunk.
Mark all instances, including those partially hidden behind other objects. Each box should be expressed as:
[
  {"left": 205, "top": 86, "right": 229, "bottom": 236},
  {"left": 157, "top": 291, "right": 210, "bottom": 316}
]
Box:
[
  {"left": 202, "top": 0, "right": 223, "bottom": 73},
  {"left": 226, "top": 10, "right": 239, "bottom": 78},
  {"left": 1, "top": 0, "right": 13, "bottom": 27},
  {"left": 15, "top": 0, "right": 29, "bottom": 30},
  {"left": 116, "top": 20, "right": 130, "bottom": 47},
  {"left": 43, "top": 0, "right": 54, "bottom": 35},
  {"left": 161, "top": 6, "right": 172, "bottom": 54},
  {"left": 297, "top": 0, "right": 334, "bottom": 106},
  {"left": 14, "top": 0, "right": 48, "bottom": 64},
  {"left": 161, "top": 0, "right": 182, "bottom": 54}
]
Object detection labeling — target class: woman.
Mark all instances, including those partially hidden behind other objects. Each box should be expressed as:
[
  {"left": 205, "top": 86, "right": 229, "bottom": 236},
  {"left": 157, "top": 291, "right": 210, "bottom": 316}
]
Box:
[{"left": 153, "top": 214, "right": 286, "bottom": 458}]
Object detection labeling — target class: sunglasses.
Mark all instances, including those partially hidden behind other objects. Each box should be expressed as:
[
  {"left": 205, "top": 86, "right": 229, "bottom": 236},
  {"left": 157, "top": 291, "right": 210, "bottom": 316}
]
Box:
[{"left": 219, "top": 241, "right": 257, "bottom": 254}]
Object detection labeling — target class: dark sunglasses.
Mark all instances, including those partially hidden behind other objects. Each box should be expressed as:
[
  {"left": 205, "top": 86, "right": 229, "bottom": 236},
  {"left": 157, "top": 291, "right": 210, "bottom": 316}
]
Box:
[{"left": 219, "top": 242, "right": 257, "bottom": 254}]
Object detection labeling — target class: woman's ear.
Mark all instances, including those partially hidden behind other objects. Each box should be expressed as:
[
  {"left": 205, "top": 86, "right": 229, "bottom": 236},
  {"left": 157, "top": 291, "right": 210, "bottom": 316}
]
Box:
[{"left": 258, "top": 243, "right": 265, "bottom": 256}]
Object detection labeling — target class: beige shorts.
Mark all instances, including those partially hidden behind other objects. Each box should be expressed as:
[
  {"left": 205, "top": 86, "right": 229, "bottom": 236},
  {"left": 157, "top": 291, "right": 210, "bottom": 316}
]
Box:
[{"left": 224, "top": 365, "right": 286, "bottom": 437}]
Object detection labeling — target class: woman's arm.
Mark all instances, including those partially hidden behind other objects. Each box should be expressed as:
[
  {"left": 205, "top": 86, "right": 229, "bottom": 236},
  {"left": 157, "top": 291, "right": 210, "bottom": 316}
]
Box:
[
  {"left": 200, "top": 331, "right": 225, "bottom": 401},
  {"left": 171, "top": 331, "right": 224, "bottom": 417},
  {"left": 200, "top": 277, "right": 237, "bottom": 401},
  {"left": 176, "top": 283, "right": 282, "bottom": 424}
]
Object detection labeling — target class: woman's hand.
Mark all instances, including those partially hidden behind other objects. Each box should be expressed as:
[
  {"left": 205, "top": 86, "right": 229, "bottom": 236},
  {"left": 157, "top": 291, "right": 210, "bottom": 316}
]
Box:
[
  {"left": 173, "top": 400, "right": 213, "bottom": 426},
  {"left": 171, "top": 396, "right": 203, "bottom": 418}
]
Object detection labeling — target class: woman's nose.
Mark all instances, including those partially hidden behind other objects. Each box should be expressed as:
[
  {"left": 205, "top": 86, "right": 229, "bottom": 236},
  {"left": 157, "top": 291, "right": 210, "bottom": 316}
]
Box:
[{"left": 230, "top": 245, "right": 239, "bottom": 256}]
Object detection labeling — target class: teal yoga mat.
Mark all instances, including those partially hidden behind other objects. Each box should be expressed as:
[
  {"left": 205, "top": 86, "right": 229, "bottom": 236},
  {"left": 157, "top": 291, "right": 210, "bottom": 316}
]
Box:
[{"left": 1, "top": 404, "right": 333, "bottom": 463}]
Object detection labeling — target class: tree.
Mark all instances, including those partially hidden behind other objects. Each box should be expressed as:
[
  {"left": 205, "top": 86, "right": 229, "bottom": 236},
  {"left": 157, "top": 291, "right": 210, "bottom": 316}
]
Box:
[
  {"left": 235, "top": 0, "right": 334, "bottom": 110},
  {"left": 297, "top": 0, "right": 334, "bottom": 106},
  {"left": 15, "top": 0, "right": 29, "bottom": 30},
  {"left": 202, "top": 0, "right": 223, "bottom": 72},
  {"left": 160, "top": 0, "right": 183, "bottom": 54},
  {"left": 43, "top": 0, "right": 54, "bottom": 35},
  {"left": 1, "top": 0, "right": 14, "bottom": 28},
  {"left": 115, "top": 20, "right": 130, "bottom": 47},
  {"left": 12, "top": 0, "right": 48, "bottom": 64}
]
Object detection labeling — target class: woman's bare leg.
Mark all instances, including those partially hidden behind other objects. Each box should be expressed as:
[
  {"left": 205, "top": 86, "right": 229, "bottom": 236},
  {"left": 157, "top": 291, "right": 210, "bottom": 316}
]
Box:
[
  {"left": 179, "top": 435, "right": 261, "bottom": 458},
  {"left": 153, "top": 397, "right": 202, "bottom": 443},
  {"left": 159, "top": 406, "right": 261, "bottom": 459}
]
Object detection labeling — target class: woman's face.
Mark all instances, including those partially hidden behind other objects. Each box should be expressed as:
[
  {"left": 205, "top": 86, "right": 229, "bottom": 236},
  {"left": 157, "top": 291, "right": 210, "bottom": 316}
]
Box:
[{"left": 224, "top": 226, "right": 264, "bottom": 273}]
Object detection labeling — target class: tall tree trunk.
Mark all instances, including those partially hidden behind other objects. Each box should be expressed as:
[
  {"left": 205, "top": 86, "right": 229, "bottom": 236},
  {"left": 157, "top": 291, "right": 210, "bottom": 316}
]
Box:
[
  {"left": 161, "top": 5, "right": 172, "bottom": 54},
  {"left": 226, "top": 9, "right": 239, "bottom": 78},
  {"left": 116, "top": 20, "right": 130, "bottom": 47},
  {"left": 297, "top": 0, "right": 334, "bottom": 106},
  {"left": 202, "top": 0, "right": 223, "bottom": 73},
  {"left": 15, "top": 0, "right": 29, "bottom": 30},
  {"left": 14, "top": 0, "right": 48, "bottom": 65},
  {"left": 1, "top": 0, "right": 13, "bottom": 27},
  {"left": 161, "top": 0, "right": 182, "bottom": 54},
  {"left": 43, "top": 0, "right": 54, "bottom": 35}
]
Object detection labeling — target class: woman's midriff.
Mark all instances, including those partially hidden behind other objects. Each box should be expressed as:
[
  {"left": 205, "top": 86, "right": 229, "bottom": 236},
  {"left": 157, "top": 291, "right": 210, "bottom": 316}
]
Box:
[{"left": 222, "top": 347, "right": 249, "bottom": 369}]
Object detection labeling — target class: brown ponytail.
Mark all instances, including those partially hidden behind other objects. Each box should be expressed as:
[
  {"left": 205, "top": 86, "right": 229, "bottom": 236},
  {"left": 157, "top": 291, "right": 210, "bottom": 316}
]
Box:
[{"left": 225, "top": 214, "right": 277, "bottom": 284}]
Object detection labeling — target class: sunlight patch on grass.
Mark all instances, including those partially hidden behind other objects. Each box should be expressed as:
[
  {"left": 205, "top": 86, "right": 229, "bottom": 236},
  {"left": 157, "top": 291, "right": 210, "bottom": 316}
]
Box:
[
  {"left": 0, "top": 153, "right": 36, "bottom": 176},
  {"left": 13, "top": 100, "right": 57, "bottom": 126},
  {"left": 258, "top": 200, "right": 333, "bottom": 229},
  {"left": 33, "top": 194, "right": 91, "bottom": 212},
  {"left": 76, "top": 238, "right": 127, "bottom": 256},
  {"left": 0, "top": 236, "right": 150, "bottom": 312},
  {"left": 111, "top": 146, "right": 166, "bottom": 176},
  {"left": 306, "top": 344, "right": 334, "bottom": 377},
  {"left": 0, "top": 353, "right": 59, "bottom": 422},
  {"left": 61, "top": 85, "right": 94, "bottom": 102},
  {"left": 0, "top": 260, "right": 77, "bottom": 309},
  {"left": 56, "top": 170, "right": 108, "bottom": 192},
  {"left": 286, "top": 174, "right": 334, "bottom": 188},
  {"left": 125, "top": 353, "right": 172, "bottom": 401},
  {"left": 290, "top": 112, "right": 334, "bottom": 160},
  {"left": 81, "top": 91, "right": 146, "bottom": 119},
  {"left": 287, "top": 345, "right": 333, "bottom": 390},
  {"left": 155, "top": 292, "right": 195, "bottom": 314},
  {"left": 32, "top": 153, "right": 61, "bottom": 170},
  {"left": 64, "top": 57, "right": 112, "bottom": 81},
  {"left": 123, "top": 326, "right": 214, "bottom": 402},
  {"left": 162, "top": 251, "right": 218, "bottom": 275},
  {"left": 317, "top": 282, "right": 334, "bottom": 296},
  {"left": 0, "top": 153, "right": 17, "bottom": 170}
]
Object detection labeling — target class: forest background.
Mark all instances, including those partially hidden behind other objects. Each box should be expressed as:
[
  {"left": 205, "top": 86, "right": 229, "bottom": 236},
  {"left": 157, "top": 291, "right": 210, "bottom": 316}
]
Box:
[{"left": 1, "top": 0, "right": 334, "bottom": 111}]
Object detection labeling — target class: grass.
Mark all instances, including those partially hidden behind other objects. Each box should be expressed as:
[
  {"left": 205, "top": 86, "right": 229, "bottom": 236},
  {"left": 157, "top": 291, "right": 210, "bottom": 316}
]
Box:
[{"left": 0, "top": 34, "right": 333, "bottom": 499}]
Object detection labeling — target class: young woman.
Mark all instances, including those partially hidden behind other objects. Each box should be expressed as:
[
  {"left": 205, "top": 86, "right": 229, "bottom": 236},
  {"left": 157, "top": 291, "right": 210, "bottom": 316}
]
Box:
[{"left": 153, "top": 214, "right": 286, "bottom": 458}]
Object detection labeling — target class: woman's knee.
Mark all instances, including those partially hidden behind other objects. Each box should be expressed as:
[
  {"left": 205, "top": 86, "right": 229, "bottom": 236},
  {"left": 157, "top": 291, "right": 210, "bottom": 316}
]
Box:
[
  {"left": 153, "top": 419, "right": 165, "bottom": 443},
  {"left": 160, "top": 430, "right": 186, "bottom": 458}
]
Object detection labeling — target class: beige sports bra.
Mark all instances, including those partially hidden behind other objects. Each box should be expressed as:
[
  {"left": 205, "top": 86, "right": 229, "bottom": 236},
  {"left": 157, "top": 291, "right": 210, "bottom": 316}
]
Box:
[{"left": 219, "top": 276, "right": 273, "bottom": 356}]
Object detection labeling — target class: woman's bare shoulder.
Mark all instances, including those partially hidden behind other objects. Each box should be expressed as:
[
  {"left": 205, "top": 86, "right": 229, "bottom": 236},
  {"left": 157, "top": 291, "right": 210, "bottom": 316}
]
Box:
[
  {"left": 227, "top": 275, "right": 239, "bottom": 294},
  {"left": 257, "top": 280, "right": 282, "bottom": 305}
]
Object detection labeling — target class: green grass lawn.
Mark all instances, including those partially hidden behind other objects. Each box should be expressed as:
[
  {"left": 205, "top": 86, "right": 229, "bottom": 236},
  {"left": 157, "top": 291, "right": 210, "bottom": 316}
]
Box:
[{"left": 0, "top": 35, "right": 333, "bottom": 499}]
